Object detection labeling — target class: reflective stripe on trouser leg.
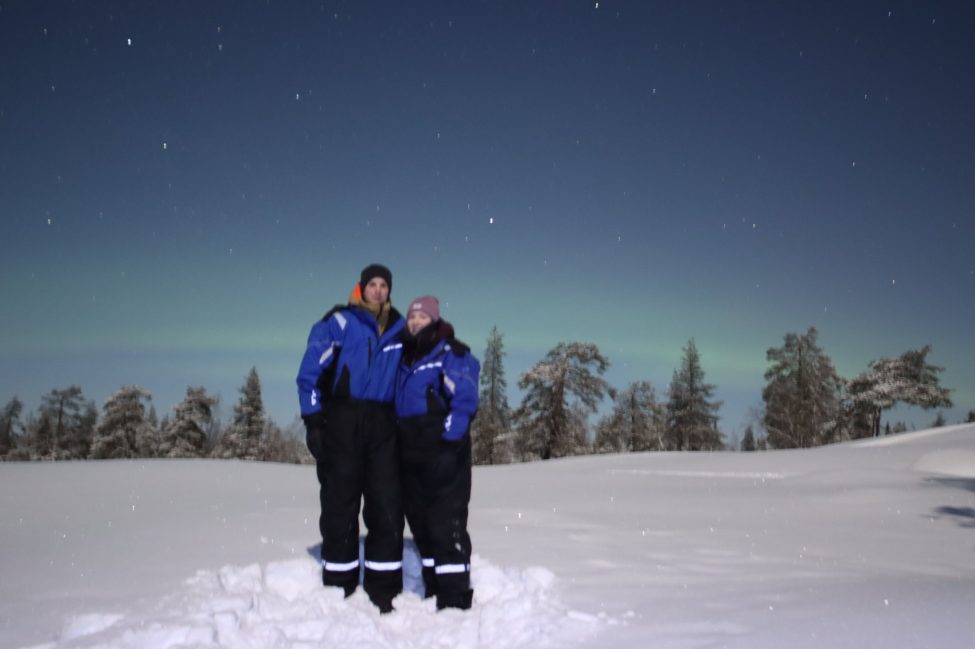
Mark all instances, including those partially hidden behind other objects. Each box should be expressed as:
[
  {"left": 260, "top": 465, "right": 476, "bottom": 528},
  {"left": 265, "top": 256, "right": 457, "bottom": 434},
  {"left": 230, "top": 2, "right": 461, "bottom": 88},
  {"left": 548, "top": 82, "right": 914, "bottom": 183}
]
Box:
[
  {"left": 435, "top": 563, "right": 471, "bottom": 575},
  {"left": 323, "top": 559, "right": 360, "bottom": 572}
]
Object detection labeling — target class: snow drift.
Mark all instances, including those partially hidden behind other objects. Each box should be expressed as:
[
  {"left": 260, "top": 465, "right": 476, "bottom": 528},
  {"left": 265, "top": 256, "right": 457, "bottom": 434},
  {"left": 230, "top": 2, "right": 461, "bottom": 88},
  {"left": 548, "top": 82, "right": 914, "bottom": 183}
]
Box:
[{"left": 2, "top": 425, "right": 974, "bottom": 648}]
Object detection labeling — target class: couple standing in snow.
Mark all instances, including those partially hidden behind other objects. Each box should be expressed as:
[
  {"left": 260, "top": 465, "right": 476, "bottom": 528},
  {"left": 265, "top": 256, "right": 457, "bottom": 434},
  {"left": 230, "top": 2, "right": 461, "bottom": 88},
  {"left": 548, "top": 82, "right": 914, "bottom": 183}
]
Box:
[{"left": 296, "top": 263, "right": 480, "bottom": 613}]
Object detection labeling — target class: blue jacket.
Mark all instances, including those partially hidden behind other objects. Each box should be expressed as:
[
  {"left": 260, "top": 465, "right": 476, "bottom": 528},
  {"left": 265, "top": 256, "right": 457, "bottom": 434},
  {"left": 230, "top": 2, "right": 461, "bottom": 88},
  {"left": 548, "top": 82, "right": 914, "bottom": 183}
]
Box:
[
  {"left": 395, "top": 336, "right": 480, "bottom": 441},
  {"left": 296, "top": 306, "right": 405, "bottom": 416}
]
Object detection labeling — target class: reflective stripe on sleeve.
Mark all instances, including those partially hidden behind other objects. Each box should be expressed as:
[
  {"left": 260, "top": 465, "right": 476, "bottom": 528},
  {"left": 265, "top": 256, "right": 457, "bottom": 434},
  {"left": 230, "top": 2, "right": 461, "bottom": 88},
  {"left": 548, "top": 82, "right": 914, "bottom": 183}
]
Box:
[
  {"left": 364, "top": 560, "right": 403, "bottom": 572},
  {"left": 319, "top": 345, "right": 335, "bottom": 366},
  {"left": 422, "top": 558, "right": 435, "bottom": 568},
  {"left": 382, "top": 343, "right": 403, "bottom": 352}
]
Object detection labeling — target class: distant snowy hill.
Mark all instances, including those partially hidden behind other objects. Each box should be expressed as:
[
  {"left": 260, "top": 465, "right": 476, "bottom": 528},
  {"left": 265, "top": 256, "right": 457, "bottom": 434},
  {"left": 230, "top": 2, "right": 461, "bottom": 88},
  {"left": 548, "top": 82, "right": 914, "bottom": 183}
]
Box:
[{"left": 2, "top": 425, "right": 974, "bottom": 648}]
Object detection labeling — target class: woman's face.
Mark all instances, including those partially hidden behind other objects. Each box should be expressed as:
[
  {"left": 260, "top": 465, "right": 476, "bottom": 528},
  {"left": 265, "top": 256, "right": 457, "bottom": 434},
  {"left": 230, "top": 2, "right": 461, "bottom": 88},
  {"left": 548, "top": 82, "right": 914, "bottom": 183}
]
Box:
[
  {"left": 362, "top": 277, "right": 389, "bottom": 306},
  {"left": 407, "top": 310, "right": 433, "bottom": 335}
]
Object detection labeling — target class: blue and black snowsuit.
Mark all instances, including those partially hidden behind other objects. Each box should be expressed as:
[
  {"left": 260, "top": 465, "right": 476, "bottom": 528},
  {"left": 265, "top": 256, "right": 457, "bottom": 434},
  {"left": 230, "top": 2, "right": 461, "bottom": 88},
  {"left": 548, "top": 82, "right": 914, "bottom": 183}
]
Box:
[
  {"left": 296, "top": 303, "right": 405, "bottom": 610},
  {"left": 395, "top": 320, "right": 479, "bottom": 609}
]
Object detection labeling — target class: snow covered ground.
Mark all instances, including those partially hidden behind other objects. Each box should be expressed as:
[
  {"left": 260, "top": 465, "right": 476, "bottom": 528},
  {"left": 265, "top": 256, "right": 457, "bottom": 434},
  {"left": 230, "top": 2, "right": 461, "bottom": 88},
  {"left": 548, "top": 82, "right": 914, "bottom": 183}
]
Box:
[{"left": 2, "top": 424, "right": 974, "bottom": 648}]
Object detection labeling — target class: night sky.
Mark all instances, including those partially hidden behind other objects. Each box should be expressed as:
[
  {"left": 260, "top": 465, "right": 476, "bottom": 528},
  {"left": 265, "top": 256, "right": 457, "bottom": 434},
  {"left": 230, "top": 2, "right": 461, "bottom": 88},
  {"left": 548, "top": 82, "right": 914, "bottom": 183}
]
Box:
[{"left": 2, "top": 1, "right": 973, "bottom": 437}]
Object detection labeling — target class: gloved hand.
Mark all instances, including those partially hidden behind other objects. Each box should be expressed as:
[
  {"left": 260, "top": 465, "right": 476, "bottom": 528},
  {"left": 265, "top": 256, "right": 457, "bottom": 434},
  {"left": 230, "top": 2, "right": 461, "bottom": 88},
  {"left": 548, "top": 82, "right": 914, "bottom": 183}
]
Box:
[{"left": 303, "top": 411, "right": 327, "bottom": 461}]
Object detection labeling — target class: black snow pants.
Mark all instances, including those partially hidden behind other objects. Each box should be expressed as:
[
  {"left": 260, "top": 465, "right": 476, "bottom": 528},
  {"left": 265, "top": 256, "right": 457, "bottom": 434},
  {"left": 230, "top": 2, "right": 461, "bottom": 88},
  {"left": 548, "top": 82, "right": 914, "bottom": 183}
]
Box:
[
  {"left": 398, "top": 413, "right": 473, "bottom": 610},
  {"left": 310, "top": 399, "right": 403, "bottom": 610}
]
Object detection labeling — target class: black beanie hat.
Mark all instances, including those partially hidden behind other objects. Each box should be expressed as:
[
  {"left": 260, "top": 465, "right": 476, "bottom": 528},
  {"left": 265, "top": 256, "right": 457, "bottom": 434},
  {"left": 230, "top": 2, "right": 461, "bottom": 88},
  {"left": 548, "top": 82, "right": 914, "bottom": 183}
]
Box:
[{"left": 359, "top": 263, "right": 393, "bottom": 295}]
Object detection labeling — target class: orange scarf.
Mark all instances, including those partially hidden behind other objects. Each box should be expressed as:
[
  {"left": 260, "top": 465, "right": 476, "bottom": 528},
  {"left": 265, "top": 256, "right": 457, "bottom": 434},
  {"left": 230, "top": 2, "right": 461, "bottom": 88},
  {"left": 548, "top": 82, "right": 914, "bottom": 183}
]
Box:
[{"left": 348, "top": 285, "right": 391, "bottom": 335}]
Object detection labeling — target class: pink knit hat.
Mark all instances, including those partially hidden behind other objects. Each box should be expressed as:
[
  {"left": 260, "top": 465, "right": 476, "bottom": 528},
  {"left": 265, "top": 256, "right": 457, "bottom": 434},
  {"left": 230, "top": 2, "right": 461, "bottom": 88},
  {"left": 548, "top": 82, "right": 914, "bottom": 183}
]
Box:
[{"left": 406, "top": 295, "right": 440, "bottom": 322}]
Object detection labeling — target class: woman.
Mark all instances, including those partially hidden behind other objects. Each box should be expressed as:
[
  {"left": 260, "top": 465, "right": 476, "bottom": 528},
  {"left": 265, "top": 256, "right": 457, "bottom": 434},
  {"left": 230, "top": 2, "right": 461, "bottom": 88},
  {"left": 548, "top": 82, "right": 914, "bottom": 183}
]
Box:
[
  {"left": 395, "top": 295, "right": 479, "bottom": 610},
  {"left": 296, "top": 263, "right": 405, "bottom": 613}
]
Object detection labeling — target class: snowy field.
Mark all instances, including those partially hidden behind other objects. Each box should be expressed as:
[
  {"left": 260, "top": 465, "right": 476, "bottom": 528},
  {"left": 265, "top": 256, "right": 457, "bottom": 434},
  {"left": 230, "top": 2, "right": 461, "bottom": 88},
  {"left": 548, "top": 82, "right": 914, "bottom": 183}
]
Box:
[{"left": 2, "top": 424, "right": 974, "bottom": 649}]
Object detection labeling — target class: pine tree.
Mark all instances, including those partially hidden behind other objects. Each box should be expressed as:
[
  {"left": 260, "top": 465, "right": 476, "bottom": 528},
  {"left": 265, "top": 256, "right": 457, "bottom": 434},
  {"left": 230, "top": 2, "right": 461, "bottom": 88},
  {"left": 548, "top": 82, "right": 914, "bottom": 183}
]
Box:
[
  {"left": 595, "top": 381, "right": 664, "bottom": 453},
  {"left": 38, "top": 386, "right": 95, "bottom": 459},
  {"left": 28, "top": 412, "right": 52, "bottom": 459},
  {"left": 79, "top": 401, "right": 98, "bottom": 457},
  {"left": 847, "top": 345, "right": 953, "bottom": 437},
  {"left": 665, "top": 339, "right": 722, "bottom": 451},
  {"left": 91, "top": 386, "right": 153, "bottom": 459},
  {"left": 514, "top": 342, "right": 614, "bottom": 460},
  {"left": 160, "top": 387, "right": 217, "bottom": 458},
  {"left": 0, "top": 397, "right": 24, "bottom": 457},
  {"left": 740, "top": 426, "right": 757, "bottom": 452},
  {"left": 471, "top": 326, "right": 513, "bottom": 465},
  {"left": 212, "top": 367, "right": 266, "bottom": 460},
  {"left": 762, "top": 327, "right": 846, "bottom": 449},
  {"left": 139, "top": 404, "right": 162, "bottom": 457}
]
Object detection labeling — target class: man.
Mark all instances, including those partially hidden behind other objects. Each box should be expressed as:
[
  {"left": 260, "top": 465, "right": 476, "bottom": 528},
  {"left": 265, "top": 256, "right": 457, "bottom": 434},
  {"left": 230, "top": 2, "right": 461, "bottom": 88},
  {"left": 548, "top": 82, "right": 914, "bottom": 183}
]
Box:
[{"left": 296, "top": 263, "right": 405, "bottom": 612}]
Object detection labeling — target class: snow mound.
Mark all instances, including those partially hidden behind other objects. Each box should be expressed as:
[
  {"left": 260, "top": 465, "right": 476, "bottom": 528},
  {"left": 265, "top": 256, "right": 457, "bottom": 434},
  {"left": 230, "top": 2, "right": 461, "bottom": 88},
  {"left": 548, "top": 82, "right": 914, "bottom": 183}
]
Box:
[
  {"left": 60, "top": 614, "right": 125, "bottom": 641},
  {"left": 28, "top": 556, "right": 605, "bottom": 649},
  {"left": 851, "top": 424, "right": 972, "bottom": 448},
  {"left": 912, "top": 449, "right": 975, "bottom": 478}
]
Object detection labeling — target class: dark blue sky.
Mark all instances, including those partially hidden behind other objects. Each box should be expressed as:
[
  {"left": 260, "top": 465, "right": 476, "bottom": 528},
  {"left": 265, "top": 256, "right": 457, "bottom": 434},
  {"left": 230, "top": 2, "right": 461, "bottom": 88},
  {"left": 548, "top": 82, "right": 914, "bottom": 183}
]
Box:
[{"left": 2, "top": 1, "right": 973, "bottom": 436}]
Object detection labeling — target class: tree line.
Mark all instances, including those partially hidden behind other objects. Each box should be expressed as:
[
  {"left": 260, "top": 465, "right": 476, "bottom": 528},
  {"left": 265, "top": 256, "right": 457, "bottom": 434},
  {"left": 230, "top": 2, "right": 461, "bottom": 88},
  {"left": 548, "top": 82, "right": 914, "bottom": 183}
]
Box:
[
  {"left": 470, "top": 326, "right": 966, "bottom": 464},
  {"left": 0, "top": 368, "right": 309, "bottom": 463},
  {"left": 1, "top": 326, "right": 968, "bottom": 464}
]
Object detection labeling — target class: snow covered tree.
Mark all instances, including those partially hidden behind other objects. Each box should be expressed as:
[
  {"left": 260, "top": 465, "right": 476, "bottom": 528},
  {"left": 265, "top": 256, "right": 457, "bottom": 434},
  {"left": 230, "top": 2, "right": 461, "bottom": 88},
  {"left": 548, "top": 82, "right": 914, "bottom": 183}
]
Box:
[
  {"left": 0, "top": 397, "right": 24, "bottom": 457},
  {"left": 27, "top": 412, "right": 51, "bottom": 459},
  {"left": 471, "top": 326, "right": 513, "bottom": 465},
  {"left": 762, "top": 328, "right": 846, "bottom": 449},
  {"left": 514, "top": 342, "right": 614, "bottom": 460},
  {"left": 847, "top": 345, "right": 953, "bottom": 437},
  {"left": 91, "top": 386, "right": 153, "bottom": 459},
  {"left": 160, "top": 387, "right": 217, "bottom": 458},
  {"left": 38, "top": 386, "right": 96, "bottom": 459},
  {"left": 261, "top": 419, "right": 307, "bottom": 464},
  {"left": 212, "top": 367, "right": 265, "bottom": 460},
  {"left": 740, "top": 426, "right": 757, "bottom": 452},
  {"left": 565, "top": 402, "right": 592, "bottom": 455},
  {"left": 595, "top": 381, "right": 664, "bottom": 453},
  {"left": 79, "top": 402, "right": 98, "bottom": 456},
  {"left": 665, "top": 339, "right": 722, "bottom": 451},
  {"left": 137, "top": 404, "right": 163, "bottom": 457},
  {"left": 283, "top": 416, "right": 315, "bottom": 464}
]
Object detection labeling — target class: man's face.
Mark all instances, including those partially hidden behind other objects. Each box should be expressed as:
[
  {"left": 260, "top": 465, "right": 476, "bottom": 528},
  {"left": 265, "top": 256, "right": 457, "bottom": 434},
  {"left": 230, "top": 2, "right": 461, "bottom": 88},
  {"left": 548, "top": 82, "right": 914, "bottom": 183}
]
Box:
[{"left": 362, "top": 277, "right": 389, "bottom": 306}]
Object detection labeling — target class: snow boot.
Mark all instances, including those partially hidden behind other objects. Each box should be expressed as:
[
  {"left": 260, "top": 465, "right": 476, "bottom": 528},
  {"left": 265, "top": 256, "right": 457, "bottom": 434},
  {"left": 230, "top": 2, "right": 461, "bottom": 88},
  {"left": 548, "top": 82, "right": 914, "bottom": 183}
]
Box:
[
  {"left": 322, "top": 568, "right": 357, "bottom": 597},
  {"left": 436, "top": 588, "right": 473, "bottom": 611},
  {"left": 375, "top": 598, "right": 395, "bottom": 614}
]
